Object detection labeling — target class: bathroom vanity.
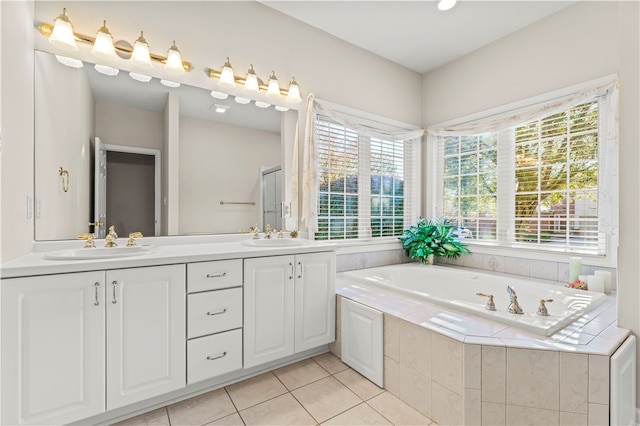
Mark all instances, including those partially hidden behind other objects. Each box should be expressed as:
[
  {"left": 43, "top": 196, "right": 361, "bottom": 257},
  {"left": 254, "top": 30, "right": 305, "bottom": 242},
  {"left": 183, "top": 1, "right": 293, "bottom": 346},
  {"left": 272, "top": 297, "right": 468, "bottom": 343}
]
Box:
[{"left": 0, "top": 237, "right": 336, "bottom": 425}]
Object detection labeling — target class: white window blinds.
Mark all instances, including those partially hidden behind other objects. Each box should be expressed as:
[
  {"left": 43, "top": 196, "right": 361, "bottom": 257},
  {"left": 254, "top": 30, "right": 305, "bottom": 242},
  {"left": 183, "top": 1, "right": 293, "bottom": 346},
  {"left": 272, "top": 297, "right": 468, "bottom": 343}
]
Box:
[
  {"left": 430, "top": 77, "right": 618, "bottom": 256},
  {"left": 307, "top": 99, "right": 422, "bottom": 241}
]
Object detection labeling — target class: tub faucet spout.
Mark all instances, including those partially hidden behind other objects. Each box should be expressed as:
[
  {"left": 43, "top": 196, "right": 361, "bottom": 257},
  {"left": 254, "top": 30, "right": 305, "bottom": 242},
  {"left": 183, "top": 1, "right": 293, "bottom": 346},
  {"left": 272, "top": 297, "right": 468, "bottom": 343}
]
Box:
[{"left": 506, "top": 285, "right": 524, "bottom": 314}]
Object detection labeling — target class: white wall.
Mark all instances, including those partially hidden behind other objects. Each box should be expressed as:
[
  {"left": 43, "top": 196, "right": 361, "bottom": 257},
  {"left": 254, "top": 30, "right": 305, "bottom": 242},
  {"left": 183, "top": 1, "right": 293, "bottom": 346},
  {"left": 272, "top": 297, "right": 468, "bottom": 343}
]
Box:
[
  {"left": 95, "top": 103, "right": 163, "bottom": 151},
  {"left": 178, "top": 117, "right": 280, "bottom": 235},
  {"left": 422, "top": 0, "right": 640, "bottom": 405},
  {"left": 34, "top": 51, "right": 94, "bottom": 240},
  {"left": 1, "top": 1, "right": 34, "bottom": 261},
  {"left": 162, "top": 92, "right": 180, "bottom": 236}
]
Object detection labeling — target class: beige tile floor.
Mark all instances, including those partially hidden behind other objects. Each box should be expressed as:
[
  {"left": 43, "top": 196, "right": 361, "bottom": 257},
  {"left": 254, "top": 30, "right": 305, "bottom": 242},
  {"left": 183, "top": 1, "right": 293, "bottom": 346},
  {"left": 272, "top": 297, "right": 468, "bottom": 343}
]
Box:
[{"left": 113, "top": 353, "right": 436, "bottom": 426}]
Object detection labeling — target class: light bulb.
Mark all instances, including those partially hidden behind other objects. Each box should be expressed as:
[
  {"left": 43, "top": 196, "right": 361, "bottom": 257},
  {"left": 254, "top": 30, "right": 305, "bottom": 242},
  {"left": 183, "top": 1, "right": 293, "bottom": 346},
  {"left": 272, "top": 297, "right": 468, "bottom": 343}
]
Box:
[
  {"left": 286, "top": 77, "right": 302, "bottom": 103},
  {"left": 218, "top": 57, "right": 236, "bottom": 87},
  {"left": 49, "top": 8, "right": 77, "bottom": 50},
  {"left": 164, "top": 41, "right": 185, "bottom": 75},
  {"left": 130, "top": 31, "right": 153, "bottom": 69},
  {"left": 244, "top": 65, "right": 260, "bottom": 92},
  {"left": 266, "top": 71, "right": 281, "bottom": 97},
  {"left": 91, "top": 21, "right": 118, "bottom": 61},
  {"left": 255, "top": 101, "right": 271, "bottom": 108},
  {"left": 161, "top": 80, "right": 181, "bottom": 88},
  {"left": 275, "top": 105, "right": 290, "bottom": 112}
]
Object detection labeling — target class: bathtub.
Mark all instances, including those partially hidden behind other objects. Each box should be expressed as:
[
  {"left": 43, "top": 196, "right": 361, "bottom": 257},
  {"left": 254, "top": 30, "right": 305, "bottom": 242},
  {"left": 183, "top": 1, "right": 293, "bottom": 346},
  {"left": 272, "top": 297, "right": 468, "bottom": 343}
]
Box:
[{"left": 340, "top": 264, "right": 607, "bottom": 336}]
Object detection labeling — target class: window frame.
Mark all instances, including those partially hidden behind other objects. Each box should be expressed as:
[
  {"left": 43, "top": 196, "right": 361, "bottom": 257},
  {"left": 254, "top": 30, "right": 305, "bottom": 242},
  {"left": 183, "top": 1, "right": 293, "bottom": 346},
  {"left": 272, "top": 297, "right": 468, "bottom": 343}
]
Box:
[
  {"left": 427, "top": 76, "right": 618, "bottom": 267},
  {"left": 311, "top": 104, "right": 421, "bottom": 244}
]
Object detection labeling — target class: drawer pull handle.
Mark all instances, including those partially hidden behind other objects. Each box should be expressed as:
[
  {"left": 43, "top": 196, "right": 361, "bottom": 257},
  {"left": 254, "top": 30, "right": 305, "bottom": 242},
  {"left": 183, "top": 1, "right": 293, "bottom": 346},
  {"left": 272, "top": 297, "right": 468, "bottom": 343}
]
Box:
[
  {"left": 207, "top": 352, "right": 227, "bottom": 361},
  {"left": 206, "top": 308, "right": 227, "bottom": 316},
  {"left": 112, "top": 280, "right": 118, "bottom": 304},
  {"left": 206, "top": 272, "right": 227, "bottom": 279},
  {"left": 94, "top": 282, "right": 100, "bottom": 306}
]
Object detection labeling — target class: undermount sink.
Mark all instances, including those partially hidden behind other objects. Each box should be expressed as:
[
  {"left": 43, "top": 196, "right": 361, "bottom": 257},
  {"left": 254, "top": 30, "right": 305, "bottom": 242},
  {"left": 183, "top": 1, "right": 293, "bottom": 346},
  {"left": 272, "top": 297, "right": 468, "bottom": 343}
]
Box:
[
  {"left": 43, "top": 246, "right": 151, "bottom": 261},
  {"left": 242, "top": 238, "right": 310, "bottom": 247}
]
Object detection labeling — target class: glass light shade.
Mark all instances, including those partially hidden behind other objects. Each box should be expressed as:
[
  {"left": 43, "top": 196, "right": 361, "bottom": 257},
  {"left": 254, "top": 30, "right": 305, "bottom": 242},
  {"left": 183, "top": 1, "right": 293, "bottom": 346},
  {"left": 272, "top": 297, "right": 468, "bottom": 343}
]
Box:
[
  {"left": 244, "top": 65, "right": 259, "bottom": 92},
  {"left": 286, "top": 77, "right": 302, "bottom": 103},
  {"left": 129, "top": 72, "right": 152, "bottom": 83},
  {"left": 130, "top": 31, "right": 153, "bottom": 69},
  {"left": 94, "top": 64, "right": 119, "bottom": 76},
  {"left": 437, "top": 0, "right": 457, "bottom": 11},
  {"left": 55, "top": 55, "right": 83, "bottom": 68},
  {"left": 49, "top": 9, "right": 77, "bottom": 50},
  {"left": 164, "top": 41, "right": 185, "bottom": 75},
  {"left": 91, "top": 21, "right": 118, "bottom": 61},
  {"left": 275, "top": 105, "right": 290, "bottom": 112},
  {"left": 255, "top": 101, "right": 271, "bottom": 109},
  {"left": 218, "top": 57, "right": 236, "bottom": 87},
  {"left": 266, "top": 71, "right": 281, "bottom": 97},
  {"left": 213, "top": 104, "right": 230, "bottom": 114},
  {"left": 210, "top": 90, "right": 229, "bottom": 100},
  {"left": 234, "top": 96, "right": 251, "bottom": 105},
  {"left": 161, "top": 79, "right": 181, "bottom": 88}
]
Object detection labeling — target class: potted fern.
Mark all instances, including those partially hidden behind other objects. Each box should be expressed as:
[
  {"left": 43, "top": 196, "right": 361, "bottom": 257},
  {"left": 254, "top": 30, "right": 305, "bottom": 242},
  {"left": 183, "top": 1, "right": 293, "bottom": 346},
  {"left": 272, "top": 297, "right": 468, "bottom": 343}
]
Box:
[{"left": 399, "top": 218, "right": 471, "bottom": 264}]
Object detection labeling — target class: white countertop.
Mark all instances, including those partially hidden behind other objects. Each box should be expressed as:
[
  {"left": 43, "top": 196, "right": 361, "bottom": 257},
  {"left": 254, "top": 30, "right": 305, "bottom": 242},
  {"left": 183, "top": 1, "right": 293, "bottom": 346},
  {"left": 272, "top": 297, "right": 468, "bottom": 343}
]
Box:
[
  {"left": 1, "top": 235, "right": 336, "bottom": 279},
  {"left": 337, "top": 268, "right": 628, "bottom": 356}
]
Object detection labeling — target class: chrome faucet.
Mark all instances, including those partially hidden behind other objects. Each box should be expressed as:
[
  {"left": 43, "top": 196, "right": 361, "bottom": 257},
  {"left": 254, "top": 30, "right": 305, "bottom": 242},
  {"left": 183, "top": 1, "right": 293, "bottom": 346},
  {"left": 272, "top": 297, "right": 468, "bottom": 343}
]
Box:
[
  {"left": 536, "top": 299, "right": 553, "bottom": 316},
  {"left": 506, "top": 285, "right": 524, "bottom": 314}
]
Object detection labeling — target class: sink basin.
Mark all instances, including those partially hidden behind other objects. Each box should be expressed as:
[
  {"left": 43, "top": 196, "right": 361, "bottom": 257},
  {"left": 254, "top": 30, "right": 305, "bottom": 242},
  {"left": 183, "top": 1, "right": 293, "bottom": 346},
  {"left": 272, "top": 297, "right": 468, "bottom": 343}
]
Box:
[
  {"left": 43, "top": 246, "right": 151, "bottom": 260},
  {"left": 242, "top": 238, "right": 310, "bottom": 247}
]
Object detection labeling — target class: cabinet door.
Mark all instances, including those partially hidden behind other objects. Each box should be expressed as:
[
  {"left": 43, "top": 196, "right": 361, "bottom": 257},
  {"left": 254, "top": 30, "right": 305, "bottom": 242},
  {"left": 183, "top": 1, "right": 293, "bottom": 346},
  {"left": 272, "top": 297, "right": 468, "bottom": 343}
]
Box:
[
  {"left": 294, "top": 252, "right": 336, "bottom": 352},
  {"left": 106, "top": 265, "right": 186, "bottom": 409},
  {"left": 1, "top": 272, "right": 106, "bottom": 425},
  {"left": 244, "top": 256, "right": 295, "bottom": 368}
]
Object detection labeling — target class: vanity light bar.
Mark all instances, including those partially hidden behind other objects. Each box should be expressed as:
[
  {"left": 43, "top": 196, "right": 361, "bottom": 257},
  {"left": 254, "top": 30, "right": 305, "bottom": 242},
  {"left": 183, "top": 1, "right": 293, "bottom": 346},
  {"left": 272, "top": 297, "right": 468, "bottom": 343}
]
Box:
[
  {"left": 38, "top": 22, "right": 193, "bottom": 72},
  {"left": 208, "top": 67, "right": 302, "bottom": 103}
]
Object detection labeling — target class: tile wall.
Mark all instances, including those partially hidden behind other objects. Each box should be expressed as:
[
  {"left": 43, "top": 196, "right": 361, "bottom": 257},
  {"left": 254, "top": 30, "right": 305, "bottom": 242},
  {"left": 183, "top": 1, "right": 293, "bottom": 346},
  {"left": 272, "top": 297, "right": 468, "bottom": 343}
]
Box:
[{"left": 330, "top": 296, "right": 612, "bottom": 426}]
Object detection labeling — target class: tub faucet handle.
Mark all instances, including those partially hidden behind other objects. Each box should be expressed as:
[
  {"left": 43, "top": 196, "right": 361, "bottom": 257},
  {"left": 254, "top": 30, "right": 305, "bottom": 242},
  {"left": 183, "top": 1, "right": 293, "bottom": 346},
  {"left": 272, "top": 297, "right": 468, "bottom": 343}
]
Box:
[
  {"left": 507, "top": 294, "right": 524, "bottom": 314},
  {"left": 476, "top": 293, "right": 496, "bottom": 311},
  {"left": 536, "top": 299, "right": 553, "bottom": 316}
]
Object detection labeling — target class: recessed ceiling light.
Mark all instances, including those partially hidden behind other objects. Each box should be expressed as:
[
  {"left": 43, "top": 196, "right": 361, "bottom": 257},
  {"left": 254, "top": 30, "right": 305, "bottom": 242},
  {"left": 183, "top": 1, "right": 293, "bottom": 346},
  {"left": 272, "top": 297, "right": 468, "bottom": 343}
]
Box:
[
  {"left": 437, "top": 0, "right": 457, "bottom": 11},
  {"left": 212, "top": 104, "right": 230, "bottom": 114}
]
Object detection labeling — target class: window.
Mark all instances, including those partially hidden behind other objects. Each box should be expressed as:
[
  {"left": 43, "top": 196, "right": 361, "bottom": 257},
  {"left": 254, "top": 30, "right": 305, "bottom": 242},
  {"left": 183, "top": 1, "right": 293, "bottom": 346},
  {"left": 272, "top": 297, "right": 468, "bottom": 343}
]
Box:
[
  {"left": 315, "top": 116, "right": 418, "bottom": 241},
  {"left": 434, "top": 92, "right": 614, "bottom": 256}
]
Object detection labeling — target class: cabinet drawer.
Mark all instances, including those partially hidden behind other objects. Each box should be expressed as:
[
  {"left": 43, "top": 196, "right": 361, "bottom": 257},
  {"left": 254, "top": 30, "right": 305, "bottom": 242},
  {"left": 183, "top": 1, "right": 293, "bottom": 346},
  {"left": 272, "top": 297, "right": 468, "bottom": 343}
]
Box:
[
  {"left": 188, "top": 259, "right": 242, "bottom": 292},
  {"left": 188, "top": 288, "right": 242, "bottom": 339},
  {"left": 188, "top": 329, "right": 242, "bottom": 384}
]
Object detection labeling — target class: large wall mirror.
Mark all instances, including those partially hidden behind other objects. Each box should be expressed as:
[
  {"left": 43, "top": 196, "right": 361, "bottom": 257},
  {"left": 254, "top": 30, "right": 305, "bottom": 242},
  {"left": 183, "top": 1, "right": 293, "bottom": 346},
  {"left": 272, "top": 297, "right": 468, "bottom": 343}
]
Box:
[{"left": 34, "top": 50, "right": 295, "bottom": 241}]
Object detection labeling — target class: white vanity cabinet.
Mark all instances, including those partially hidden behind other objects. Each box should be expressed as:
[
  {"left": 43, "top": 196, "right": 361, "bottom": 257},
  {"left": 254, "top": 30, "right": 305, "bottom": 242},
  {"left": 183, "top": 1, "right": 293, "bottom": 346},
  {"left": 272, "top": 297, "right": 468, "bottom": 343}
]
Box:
[
  {"left": 243, "top": 252, "right": 335, "bottom": 368},
  {"left": 106, "top": 265, "right": 186, "bottom": 409},
  {"left": 186, "top": 260, "right": 243, "bottom": 384},
  {"left": 1, "top": 271, "right": 106, "bottom": 425},
  {"left": 1, "top": 265, "right": 186, "bottom": 425}
]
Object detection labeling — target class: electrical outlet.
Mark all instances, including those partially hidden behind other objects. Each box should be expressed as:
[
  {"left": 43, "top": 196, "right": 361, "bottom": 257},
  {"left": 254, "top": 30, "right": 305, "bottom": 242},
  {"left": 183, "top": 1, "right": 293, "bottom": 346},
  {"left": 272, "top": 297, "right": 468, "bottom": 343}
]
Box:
[
  {"left": 26, "top": 196, "right": 33, "bottom": 219},
  {"left": 281, "top": 202, "right": 291, "bottom": 218}
]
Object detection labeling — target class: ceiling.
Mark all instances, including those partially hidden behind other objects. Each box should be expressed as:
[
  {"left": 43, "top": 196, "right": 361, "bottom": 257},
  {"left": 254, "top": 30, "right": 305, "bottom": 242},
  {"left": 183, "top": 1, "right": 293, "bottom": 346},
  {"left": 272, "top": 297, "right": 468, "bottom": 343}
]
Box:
[{"left": 259, "top": 0, "right": 576, "bottom": 73}]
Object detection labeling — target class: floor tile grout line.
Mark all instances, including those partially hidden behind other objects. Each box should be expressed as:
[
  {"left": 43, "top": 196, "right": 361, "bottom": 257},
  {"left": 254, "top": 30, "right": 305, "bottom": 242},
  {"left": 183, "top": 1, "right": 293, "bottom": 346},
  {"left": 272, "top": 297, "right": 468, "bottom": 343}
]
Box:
[{"left": 363, "top": 397, "right": 397, "bottom": 426}]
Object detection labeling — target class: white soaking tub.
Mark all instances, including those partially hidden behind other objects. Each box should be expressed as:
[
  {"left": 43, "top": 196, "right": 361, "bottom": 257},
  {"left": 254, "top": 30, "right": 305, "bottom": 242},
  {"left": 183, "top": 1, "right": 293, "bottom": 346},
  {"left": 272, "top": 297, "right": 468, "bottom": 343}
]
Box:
[{"left": 340, "top": 264, "right": 607, "bottom": 336}]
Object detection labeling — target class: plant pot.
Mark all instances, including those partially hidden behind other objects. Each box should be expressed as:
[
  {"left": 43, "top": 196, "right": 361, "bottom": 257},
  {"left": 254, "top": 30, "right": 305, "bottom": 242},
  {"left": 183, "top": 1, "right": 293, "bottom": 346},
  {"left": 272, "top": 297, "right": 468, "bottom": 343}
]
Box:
[{"left": 426, "top": 254, "right": 434, "bottom": 265}]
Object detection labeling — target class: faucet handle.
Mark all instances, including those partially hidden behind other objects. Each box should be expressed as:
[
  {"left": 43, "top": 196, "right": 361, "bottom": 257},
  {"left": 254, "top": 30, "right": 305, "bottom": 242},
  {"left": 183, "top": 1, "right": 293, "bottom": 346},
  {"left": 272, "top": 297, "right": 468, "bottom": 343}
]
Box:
[
  {"left": 536, "top": 299, "right": 553, "bottom": 316},
  {"left": 127, "top": 232, "right": 143, "bottom": 247},
  {"left": 84, "top": 233, "right": 96, "bottom": 248},
  {"left": 476, "top": 293, "right": 496, "bottom": 311}
]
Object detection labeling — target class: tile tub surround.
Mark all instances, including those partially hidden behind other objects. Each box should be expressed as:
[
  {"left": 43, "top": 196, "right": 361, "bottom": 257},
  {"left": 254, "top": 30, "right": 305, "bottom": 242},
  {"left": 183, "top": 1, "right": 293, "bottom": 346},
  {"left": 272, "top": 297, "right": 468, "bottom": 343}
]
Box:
[{"left": 334, "top": 270, "right": 630, "bottom": 426}]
